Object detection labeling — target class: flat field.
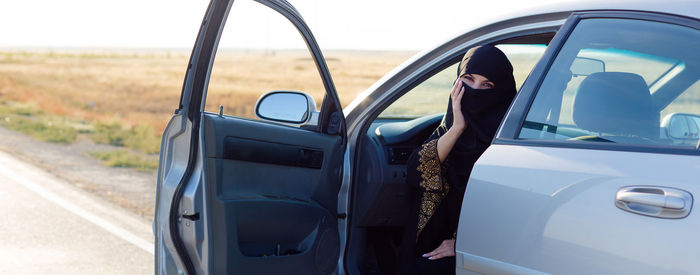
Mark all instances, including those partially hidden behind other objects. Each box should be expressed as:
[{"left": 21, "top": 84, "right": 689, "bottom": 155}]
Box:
[
  {"left": 0, "top": 49, "right": 413, "bottom": 169},
  {"left": 0, "top": 50, "right": 414, "bottom": 132}
]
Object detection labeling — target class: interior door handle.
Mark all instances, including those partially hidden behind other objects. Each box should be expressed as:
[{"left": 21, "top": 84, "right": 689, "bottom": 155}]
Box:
[{"left": 615, "top": 186, "right": 693, "bottom": 219}]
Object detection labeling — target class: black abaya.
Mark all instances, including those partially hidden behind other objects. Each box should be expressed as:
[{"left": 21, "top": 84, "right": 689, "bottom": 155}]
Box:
[{"left": 402, "top": 45, "right": 517, "bottom": 275}]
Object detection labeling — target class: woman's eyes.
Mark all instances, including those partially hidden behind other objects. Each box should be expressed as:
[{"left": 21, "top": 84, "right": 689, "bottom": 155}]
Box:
[{"left": 463, "top": 75, "right": 495, "bottom": 89}]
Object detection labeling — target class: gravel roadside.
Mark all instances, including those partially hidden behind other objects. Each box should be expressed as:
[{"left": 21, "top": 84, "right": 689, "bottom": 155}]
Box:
[{"left": 0, "top": 126, "right": 157, "bottom": 220}]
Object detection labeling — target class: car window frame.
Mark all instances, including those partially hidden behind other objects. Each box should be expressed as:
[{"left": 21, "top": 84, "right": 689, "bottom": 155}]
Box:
[
  {"left": 353, "top": 29, "right": 563, "bottom": 135},
  {"left": 343, "top": 12, "right": 570, "bottom": 132},
  {"left": 495, "top": 10, "right": 700, "bottom": 156}
]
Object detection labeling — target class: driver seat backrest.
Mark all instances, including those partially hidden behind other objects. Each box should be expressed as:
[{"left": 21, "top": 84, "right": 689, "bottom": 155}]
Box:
[{"left": 573, "top": 72, "right": 659, "bottom": 139}]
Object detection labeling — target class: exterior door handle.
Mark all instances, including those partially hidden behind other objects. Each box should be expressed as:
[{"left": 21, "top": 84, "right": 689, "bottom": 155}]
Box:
[{"left": 615, "top": 186, "right": 693, "bottom": 219}]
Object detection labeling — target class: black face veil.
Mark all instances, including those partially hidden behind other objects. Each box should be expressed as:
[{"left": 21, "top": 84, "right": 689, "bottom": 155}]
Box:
[
  {"left": 440, "top": 45, "right": 517, "bottom": 179},
  {"left": 444, "top": 45, "right": 516, "bottom": 143}
]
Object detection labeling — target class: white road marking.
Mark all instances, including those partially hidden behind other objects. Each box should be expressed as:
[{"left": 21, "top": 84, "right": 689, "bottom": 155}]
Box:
[{"left": 0, "top": 152, "right": 155, "bottom": 255}]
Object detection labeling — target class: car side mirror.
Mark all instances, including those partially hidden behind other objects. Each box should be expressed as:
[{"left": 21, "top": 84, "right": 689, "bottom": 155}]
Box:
[
  {"left": 255, "top": 91, "right": 318, "bottom": 124},
  {"left": 662, "top": 112, "right": 700, "bottom": 142},
  {"left": 571, "top": 57, "right": 605, "bottom": 77}
]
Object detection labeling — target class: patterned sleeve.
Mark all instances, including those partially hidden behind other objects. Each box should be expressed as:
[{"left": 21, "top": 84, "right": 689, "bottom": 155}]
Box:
[{"left": 414, "top": 138, "right": 450, "bottom": 238}]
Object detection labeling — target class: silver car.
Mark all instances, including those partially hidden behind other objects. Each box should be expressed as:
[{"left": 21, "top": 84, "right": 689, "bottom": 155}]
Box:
[{"left": 154, "top": 0, "right": 700, "bottom": 274}]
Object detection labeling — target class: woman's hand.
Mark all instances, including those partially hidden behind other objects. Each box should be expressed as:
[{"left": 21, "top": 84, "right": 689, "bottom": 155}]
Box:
[
  {"left": 422, "top": 239, "right": 455, "bottom": 260},
  {"left": 436, "top": 79, "right": 467, "bottom": 162},
  {"left": 450, "top": 79, "right": 466, "bottom": 132}
]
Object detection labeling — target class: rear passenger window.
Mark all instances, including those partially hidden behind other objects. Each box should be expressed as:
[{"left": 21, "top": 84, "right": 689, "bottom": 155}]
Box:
[{"left": 519, "top": 19, "right": 700, "bottom": 148}]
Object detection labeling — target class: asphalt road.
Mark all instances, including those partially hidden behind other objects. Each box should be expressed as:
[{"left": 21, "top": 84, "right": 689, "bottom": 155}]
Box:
[{"left": 0, "top": 150, "right": 154, "bottom": 274}]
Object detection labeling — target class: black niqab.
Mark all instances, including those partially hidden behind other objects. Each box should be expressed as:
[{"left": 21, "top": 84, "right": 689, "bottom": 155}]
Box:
[{"left": 440, "top": 45, "right": 516, "bottom": 181}]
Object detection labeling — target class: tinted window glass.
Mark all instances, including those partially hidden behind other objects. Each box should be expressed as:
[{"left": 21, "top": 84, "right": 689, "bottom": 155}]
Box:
[{"left": 519, "top": 19, "right": 700, "bottom": 148}]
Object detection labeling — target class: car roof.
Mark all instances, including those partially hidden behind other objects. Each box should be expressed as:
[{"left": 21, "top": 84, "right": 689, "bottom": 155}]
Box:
[
  {"left": 451, "top": 0, "right": 699, "bottom": 43},
  {"left": 436, "top": 0, "right": 699, "bottom": 61},
  {"left": 505, "top": 0, "right": 699, "bottom": 20}
]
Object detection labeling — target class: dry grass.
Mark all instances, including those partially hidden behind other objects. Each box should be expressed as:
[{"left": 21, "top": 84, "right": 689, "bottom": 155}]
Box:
[
  {"left": 0, "top": 101, "right": 81, "bottom": 143},
  {"left": 206, "top": 50, "right": 414, "bottom": 116},
  {"left": 89, "top": 150, "right": 159, "bottom": 172},
  {"left": 0, "top": 50, "right": 188, "bottom": 132},
  {"left": 0, "top": 49, "right": 413, "bottom": 172},
  {"left": 0, "top": 50, "right": 413, "bottom": 133}
]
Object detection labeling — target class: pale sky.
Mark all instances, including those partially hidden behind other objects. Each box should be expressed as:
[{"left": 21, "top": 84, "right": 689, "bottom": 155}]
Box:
[{"left": 0, "top": 0, "right": 570, "bottom": 51}]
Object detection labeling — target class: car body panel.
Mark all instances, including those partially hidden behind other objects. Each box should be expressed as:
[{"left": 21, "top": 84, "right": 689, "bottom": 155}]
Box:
[
  {"left": 458, "top": 145, "right": 700, "bottom": 274},
  {"left": 456, "top": 7, "right": 700, "bottom": 275}
]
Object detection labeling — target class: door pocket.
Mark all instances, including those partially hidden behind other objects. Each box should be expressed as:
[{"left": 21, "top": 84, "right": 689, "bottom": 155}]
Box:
[{"left": 232, "top": 200, "right": 334, "bottom": 258}]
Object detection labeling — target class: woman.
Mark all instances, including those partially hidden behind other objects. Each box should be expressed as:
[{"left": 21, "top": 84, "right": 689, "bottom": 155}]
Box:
[{"left": 403, "top": 45, "right": 517, "bottom": 274}]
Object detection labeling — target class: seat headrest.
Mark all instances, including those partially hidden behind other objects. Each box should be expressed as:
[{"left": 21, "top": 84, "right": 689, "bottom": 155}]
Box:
[{"left": 573, "top": 72, "right": 658, "bottom": 138}]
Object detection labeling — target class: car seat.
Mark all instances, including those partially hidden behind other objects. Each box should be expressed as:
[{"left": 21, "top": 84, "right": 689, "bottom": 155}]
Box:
[{"left": 572, "top": 72, "right": 659, "bottom": 143}]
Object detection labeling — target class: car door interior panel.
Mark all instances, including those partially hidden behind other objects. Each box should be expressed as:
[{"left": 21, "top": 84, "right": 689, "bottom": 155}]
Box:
[{"left": 201, "top": 114, "right": 342, "bottom": 274}]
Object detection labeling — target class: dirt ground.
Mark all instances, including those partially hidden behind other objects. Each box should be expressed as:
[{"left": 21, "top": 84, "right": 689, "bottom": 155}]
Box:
[{"left": 0, "top": 126, "right": 156, "bottom": 220}]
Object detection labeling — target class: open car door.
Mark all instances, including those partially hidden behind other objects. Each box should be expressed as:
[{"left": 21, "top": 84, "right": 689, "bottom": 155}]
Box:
[{"left": 154, "top": 0, "right": 346, "bottom": 274}]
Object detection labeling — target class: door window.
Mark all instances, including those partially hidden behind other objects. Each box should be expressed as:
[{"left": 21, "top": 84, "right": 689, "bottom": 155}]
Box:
[
  {"left": 205, "top": 0, "right": 326, "bottom": 119},
  {"left": 519, "top": 18, "right": 700, "bottom": 148},
  {"left": 379, "top": 44, "right": 546, "bottom": 118}
]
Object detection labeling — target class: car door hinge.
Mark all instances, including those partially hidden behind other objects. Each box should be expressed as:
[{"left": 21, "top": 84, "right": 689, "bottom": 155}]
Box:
[{"left": 337, "top": 213, "right": 347, "bottom": 219}]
